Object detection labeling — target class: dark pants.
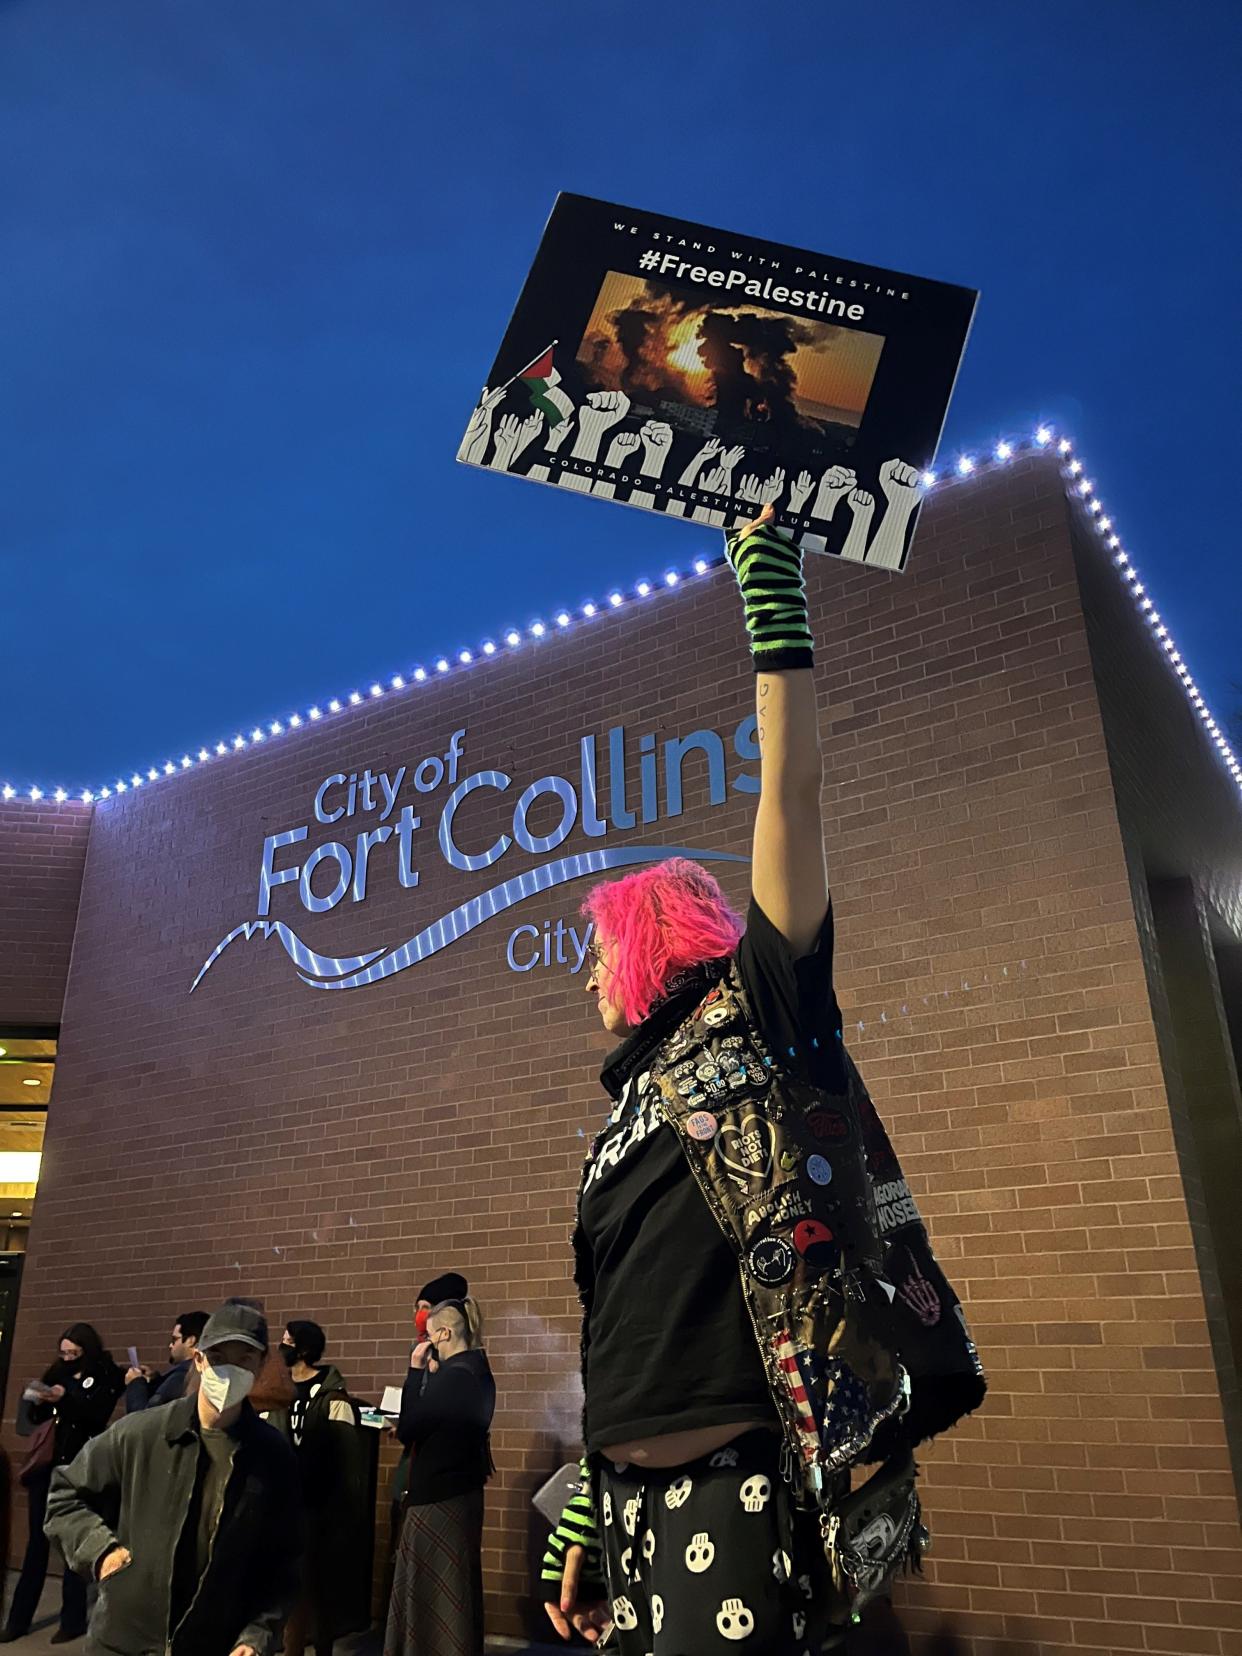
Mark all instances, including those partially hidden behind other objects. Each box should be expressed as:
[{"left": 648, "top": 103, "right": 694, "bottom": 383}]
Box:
[
  {"left": 5, "top": 1470, "right": 88, "bottom": 1635},
  {"left": 281, "top": 1594, "right": 333, "bottom": 1656},
  {"left": 598, "top": 1431, "right": 848, "bottom": 1655}
]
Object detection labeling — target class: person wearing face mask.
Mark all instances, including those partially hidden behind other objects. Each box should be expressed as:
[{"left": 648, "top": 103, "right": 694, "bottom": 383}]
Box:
[
  {"left": 44, "top": 1301, "right": 301, "bottom": 1656},
  {"left": 224, "top": 1296, "right": 297, "bottom": 1416},
  {"left": 385, "top": 1273, "right": 469, "bottom": 1594},
  {"left": 2, "top": 1323, "right": 124, "bottom": 1644},
  {"left": 384, "top": 1297, "right": 495, "bottom": 1656},
  {"left": 409, "top": 1272, "right": 467, "bottom": 1364},
  {"left": 278, "top": 1321, "right": 372, "bottom": 1656}
]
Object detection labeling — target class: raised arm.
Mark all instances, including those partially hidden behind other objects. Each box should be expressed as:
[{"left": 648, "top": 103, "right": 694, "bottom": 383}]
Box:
[{"left": 725, "top": 503, "right": 828, "bottom": 957}]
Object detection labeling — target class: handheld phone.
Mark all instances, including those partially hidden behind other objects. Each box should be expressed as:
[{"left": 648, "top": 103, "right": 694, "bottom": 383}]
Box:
[{"left": 533, "top": 1463, "right": 583, "bottom": 1529}]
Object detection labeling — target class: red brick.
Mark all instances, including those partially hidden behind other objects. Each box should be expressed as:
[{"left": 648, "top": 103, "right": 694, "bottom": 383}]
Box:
[{"left": 3, "top": 457, "right": 1241, "bottom": 1650}]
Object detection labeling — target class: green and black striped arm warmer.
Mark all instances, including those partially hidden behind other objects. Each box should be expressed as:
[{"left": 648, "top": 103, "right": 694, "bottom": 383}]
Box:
[
  {"left": 724, "top": 520, "right": 814, "bottom": 671},
  {"left": 540, "top": 1459, "right": 605, "bottom": 1592}
]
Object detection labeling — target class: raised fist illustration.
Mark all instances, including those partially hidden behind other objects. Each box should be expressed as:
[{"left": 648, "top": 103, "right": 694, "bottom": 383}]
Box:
[
  {"left": 812, "top": 464, "right": 857, "bottom": 520},
  {"left": 639, "top": 420, "right": 674, "bottom": 478},
  {"left": 571, "top": 390, "right": 631, "bottom": 462},
  {"left": 605, "top": 430, "right": 642, "bottom": 470},
  {"left": 866, "top": 456, "right": 924, "bottom": 571},
  {"left": 840, "top": 487, "right": 875, "bottom": 563},
  {"left": 880, "top": 457, "right": 922, "bottom": 503},
  {"left": 789, "top": 469, "right": 815, "bottom": 513}
]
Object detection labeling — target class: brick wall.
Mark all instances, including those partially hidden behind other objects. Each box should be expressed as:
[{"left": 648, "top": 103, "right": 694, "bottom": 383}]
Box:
[
  {"left": 1068, "top": 495, "right": 1242, "bottom": 1604},
  {"left": 0, "top": 802, "right": 91, "bottom": 1028},
  {"left": 9, "top": 454, "right": 1242, "bottom": 1652}
]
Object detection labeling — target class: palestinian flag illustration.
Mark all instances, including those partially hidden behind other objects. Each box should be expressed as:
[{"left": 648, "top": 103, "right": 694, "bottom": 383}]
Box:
[{"left": 517, "top": 345, "right": 573, "bottom": 426}]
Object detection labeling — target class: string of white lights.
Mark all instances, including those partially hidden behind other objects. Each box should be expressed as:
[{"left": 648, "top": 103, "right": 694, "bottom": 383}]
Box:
[{"left": 2, "top": 428, "right": 1237, "bottom": 805}]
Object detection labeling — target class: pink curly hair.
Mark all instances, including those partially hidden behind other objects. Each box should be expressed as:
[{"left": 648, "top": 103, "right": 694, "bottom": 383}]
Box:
[{"left": 582, "top": 858, "right": 744, "bottom": 1027}]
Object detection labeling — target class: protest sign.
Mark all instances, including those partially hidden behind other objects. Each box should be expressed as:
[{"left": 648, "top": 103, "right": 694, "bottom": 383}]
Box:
[{"left": 458, "top": 194, "right": 977, "bottom": 572}]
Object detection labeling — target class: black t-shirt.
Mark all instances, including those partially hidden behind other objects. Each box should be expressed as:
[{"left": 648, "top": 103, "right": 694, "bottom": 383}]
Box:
[
  {"left": 290, "top": 1370, "right": 323, "bottom": 1448},
  {"left": 581, "top": 896, "right": 843, "bottom": 1453}
]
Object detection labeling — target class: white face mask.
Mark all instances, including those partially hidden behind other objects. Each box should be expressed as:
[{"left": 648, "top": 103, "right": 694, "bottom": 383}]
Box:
[{"left": 199, "top": 1361, "right": 256, "bottom": 1413}]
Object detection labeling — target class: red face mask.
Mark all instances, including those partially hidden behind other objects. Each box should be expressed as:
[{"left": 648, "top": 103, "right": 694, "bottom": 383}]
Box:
[{"left": 414, "top": 1308, "right": 431, "bottom": 1339}]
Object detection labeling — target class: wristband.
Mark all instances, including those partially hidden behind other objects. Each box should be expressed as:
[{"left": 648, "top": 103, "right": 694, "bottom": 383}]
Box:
[
  {"left": 724, "top": 520, "right": 814, "bottom": 672},
  {"left": 540, "top": 1458, "right": 605, "bottom": 1592}
]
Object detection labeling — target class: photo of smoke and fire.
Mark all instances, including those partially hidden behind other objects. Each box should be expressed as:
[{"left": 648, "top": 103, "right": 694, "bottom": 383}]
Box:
[{"left": 576, "top": 270, "right": 886, "bottom": 455}]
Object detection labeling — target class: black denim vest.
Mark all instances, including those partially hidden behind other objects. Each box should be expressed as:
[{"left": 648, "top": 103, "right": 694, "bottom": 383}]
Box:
[{"left": 574, "top": 965, "right": 986, "bottom": 1509}]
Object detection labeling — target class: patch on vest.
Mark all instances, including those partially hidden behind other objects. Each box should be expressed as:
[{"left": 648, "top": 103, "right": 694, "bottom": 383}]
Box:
[
  {"left": 804, "top": 1109, "right": 851, "bottom": 1145},
  {"left": 749, "top": 1236, "right": 796, "bottom": 1286},
  {"left": 743, "top": 1180, "right": 814, "bottom": 1229},
  {"left": 715, "top": 1115, "right": 775, "bottom": 1182},
  {"left": 792, "top": 1219, "right": 839, "bottom": 1271},
  {"left": 874, "top": 1177, "right": 919, "bottom": 1235}
]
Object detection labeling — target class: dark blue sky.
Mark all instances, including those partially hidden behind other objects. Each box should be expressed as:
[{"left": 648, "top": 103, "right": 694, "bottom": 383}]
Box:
[{"left": 3, "top": 1, "right": 1239, "bottom": 789}]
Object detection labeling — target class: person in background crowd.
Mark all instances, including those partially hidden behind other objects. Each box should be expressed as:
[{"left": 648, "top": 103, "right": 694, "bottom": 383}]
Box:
[
  {"left": 385, "top": 1273, "right": 469, "bottom": 1602},
  {"left": 385, "top": 1297, "right": 495, "bottom": 1656},
  {"left": 279, "top": 1320, "right": 372, "bottom": 1656},
  {"left": 124, "top": 1310, "right": 209, "bottom": 1411},
  {"left": 44, "top": 1301, "right": 301, "bottom": 1656},
  {"left": 233, "top": 1297, "right": 297, "bottom": 1416},
  {"left": 2, "top": 1323, "right": 124, "bottom": 1644},
  {"left": 541, "top": 505, "right": 984, "bottom": 1652}
]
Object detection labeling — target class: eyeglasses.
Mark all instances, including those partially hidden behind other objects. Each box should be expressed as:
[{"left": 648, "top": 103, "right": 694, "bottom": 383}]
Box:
[{"left": 586, "top": 940, "right": 607, "bottom": 982}]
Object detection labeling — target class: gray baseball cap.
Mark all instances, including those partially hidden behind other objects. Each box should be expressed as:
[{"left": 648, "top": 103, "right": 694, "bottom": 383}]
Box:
[{"left": 199, "top": 1302, "right": 268, "bottom": 1353}]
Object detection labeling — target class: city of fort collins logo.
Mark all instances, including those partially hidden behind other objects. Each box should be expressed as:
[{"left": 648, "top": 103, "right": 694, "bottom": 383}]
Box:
[{"left": 192, "top": 718, "right": 755, "bottom": 994}]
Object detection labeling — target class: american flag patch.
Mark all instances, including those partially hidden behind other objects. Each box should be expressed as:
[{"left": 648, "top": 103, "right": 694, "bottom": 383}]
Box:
[{"left": 773, "top": 1331, "right": 821, "bottom": 1466}]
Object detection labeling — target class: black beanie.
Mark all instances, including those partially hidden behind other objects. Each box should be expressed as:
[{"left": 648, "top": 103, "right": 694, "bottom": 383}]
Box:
[{"left": 419, "top": 1272, "right": 468, "bottom": 1305}]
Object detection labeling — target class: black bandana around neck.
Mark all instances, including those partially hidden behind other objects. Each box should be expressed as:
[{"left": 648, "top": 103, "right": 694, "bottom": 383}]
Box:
[{"left": 599, "top": 958, "right": 728, "bottom": 1100}]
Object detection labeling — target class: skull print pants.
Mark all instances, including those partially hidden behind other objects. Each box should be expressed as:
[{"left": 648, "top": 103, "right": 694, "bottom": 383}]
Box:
[{"left": 596, "top": 1430, "right": 849, "bottom": 1654}]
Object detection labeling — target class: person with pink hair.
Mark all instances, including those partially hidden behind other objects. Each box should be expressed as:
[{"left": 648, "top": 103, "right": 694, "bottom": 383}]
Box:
[{"left": 541, "top": 506, "right": 985, "bottom": 1653}]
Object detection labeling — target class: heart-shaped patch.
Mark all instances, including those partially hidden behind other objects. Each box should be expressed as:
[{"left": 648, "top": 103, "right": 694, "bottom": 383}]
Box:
[{"left": 715, "top": 1114, "right": 775, "bottom": 1182}]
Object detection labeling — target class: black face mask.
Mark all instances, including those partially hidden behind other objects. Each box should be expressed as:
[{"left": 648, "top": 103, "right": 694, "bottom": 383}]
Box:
[{"left": 279, "top": 1345, "right": 299, "bottom": 1368}]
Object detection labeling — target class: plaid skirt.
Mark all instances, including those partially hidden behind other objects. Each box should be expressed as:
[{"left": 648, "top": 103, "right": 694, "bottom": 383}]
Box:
[{"left": 384, "top": 1490, "right": 485, "bottom": 1656}]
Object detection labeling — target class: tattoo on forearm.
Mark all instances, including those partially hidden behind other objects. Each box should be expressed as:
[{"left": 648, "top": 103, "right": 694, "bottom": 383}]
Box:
[{"left": 757, "top": 679, "right": 770, "bottom": 750}]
